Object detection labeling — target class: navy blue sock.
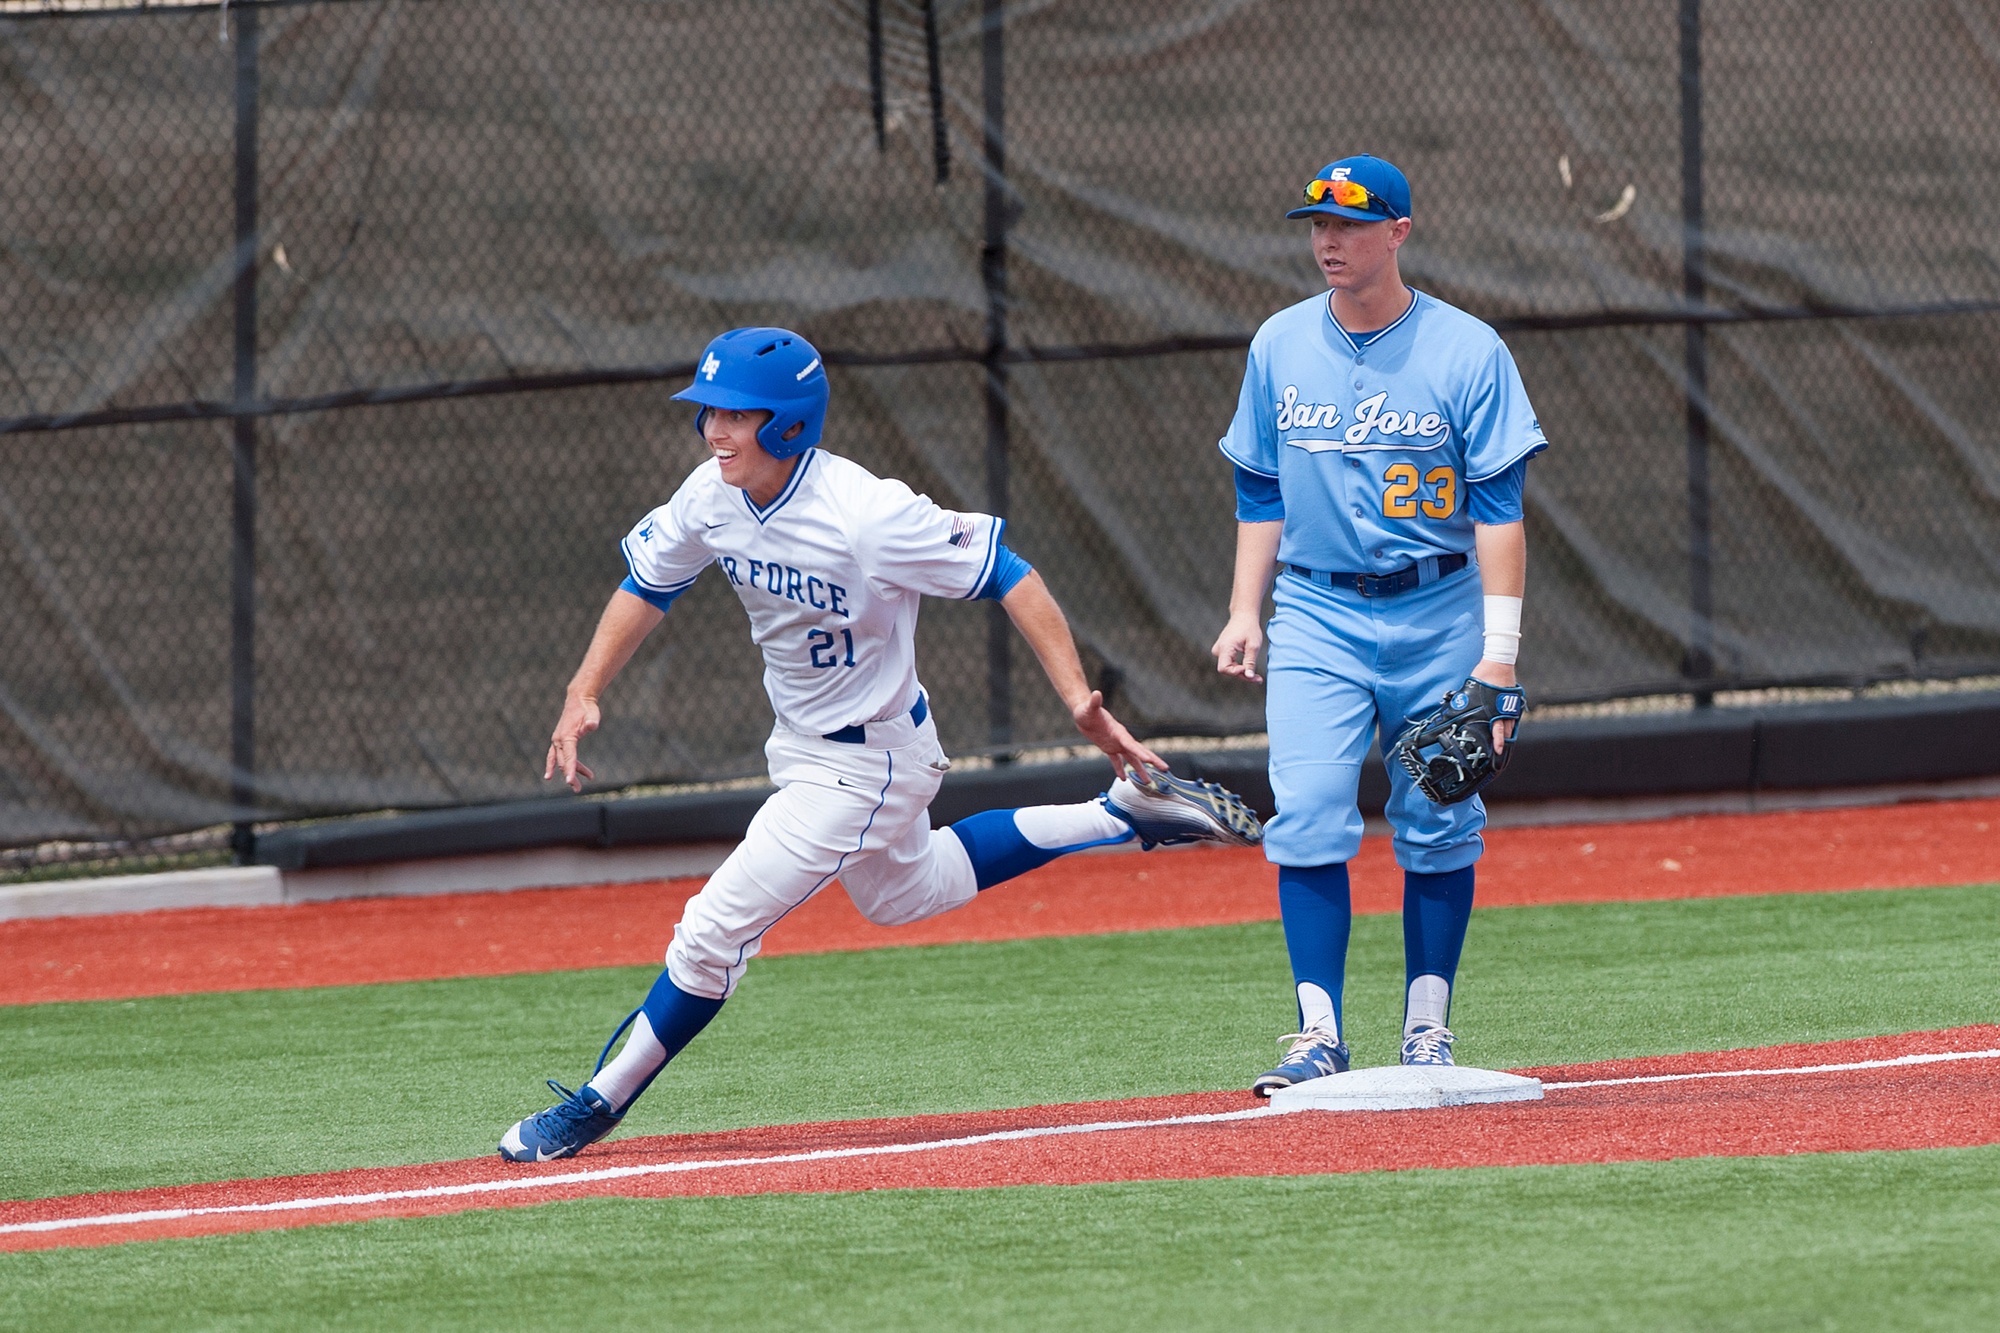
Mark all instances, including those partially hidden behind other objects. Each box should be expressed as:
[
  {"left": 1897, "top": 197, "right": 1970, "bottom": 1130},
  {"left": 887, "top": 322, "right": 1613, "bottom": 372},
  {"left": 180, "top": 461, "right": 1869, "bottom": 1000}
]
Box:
[
  {"left": 640, "top": 970, "right": 725, "bottom": 1056},
  {"left": 1278, "top": 863, "right": 1352, "bottom": 1036},
  {"left": 610, "top": 971, "right": 725, "bottom": 1108},
  {"left": 949, "top": 809, "right": 1067, "bottom": 890},
  {"left": 1403, "top": 865, "right": 1476, "bottom": 990}
]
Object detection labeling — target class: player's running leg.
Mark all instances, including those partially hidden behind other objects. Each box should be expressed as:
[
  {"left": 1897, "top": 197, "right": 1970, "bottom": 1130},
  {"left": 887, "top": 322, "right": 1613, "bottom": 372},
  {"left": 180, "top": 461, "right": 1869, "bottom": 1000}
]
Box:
[
  {"left": 840, "top": 769, "right": 1264, "bottom": 928},
  {"left": 945, "top": 769, "right": 1261, "bottom": 893},
  {"left": 500, "top": 737, "right": 1264, "bottom": 1158},
  {"left": 498, "top": 970, "right": 724, "bottom": 1163},
  {"left": 499, "top": 728, "right": 945, "bottom": 1162}
]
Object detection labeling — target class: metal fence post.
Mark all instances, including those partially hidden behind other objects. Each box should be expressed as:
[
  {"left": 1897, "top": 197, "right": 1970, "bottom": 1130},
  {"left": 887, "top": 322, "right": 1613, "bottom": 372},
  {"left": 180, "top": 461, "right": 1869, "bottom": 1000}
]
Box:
[
  {"left": 229, "top": 4, "right": 261, "bottom": 860},
  {"left": 980, "top": 0, "right": 1012, "bottom": 750},
  {"left": 1680, "top": 0, "right": 1714, "bottom": 705}
]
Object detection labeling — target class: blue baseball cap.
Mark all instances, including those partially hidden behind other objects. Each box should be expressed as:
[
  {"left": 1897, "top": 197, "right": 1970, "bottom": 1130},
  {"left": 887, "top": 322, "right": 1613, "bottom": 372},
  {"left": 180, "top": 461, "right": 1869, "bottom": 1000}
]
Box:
[{"left": 1286, "top": 154, "right": 1411, "bottom": 222}]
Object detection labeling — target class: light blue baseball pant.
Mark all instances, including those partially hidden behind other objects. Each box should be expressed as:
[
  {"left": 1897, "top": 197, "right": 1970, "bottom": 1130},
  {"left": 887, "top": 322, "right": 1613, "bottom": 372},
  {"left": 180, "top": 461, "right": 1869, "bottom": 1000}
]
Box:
[{"left": 1262, "top": 564, "right": 1487, "bottom": 872}]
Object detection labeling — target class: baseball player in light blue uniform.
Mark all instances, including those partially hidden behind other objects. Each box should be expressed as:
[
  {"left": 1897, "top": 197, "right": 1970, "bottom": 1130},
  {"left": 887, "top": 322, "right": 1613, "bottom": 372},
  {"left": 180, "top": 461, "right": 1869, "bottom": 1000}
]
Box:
[
  {"left": 1210, "top": 155, "right": 1547, "bottom": 1089},
  {"left": 499, "top": 327, "right": 1262, "bottom": 1161}
]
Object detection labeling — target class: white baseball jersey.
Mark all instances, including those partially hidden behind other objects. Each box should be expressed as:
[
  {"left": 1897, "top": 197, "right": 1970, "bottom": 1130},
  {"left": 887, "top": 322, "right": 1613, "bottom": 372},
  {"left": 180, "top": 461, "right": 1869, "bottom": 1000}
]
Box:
[{"left": 620, "top": 449, "right": 1005, "bottom": 737}]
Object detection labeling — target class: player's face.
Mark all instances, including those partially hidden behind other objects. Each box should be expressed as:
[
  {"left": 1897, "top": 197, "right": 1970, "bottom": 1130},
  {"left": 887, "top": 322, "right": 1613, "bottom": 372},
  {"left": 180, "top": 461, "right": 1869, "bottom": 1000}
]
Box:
[
  {"left": 1311, "top": 214, "right": 1412, "bottom": 290},
  {"left": 703, "top": 407, "right": 795, "bottom": 497}
]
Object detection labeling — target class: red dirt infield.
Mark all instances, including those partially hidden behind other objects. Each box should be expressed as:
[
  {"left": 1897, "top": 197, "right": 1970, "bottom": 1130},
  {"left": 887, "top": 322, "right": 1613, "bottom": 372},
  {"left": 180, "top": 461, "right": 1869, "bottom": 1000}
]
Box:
[
  {"left": 7, "top": 797, "right": 1998, "bottom": 1006},
  {"left": 5, "top": 1026, "right": 1995, "bottom": 1252}
]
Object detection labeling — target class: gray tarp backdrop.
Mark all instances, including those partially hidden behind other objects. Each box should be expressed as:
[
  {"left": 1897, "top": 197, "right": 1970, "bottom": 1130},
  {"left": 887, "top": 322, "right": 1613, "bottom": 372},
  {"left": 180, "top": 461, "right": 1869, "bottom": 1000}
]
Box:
[{"left": 4, "top": 0, "right": 2000, "bottom": 850}]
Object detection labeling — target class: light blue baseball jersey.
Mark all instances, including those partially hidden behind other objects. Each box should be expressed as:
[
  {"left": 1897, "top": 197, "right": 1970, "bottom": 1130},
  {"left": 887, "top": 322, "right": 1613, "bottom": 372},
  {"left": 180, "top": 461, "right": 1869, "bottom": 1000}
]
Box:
[{"left": 1219, "top": 290, "right": 1547, "bottom": 572}]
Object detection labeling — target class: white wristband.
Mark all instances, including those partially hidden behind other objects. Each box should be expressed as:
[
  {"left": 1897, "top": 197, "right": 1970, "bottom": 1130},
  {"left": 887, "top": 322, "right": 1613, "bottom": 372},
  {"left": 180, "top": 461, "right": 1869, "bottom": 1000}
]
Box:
[{"left": 1482, "top": 594, "right": 1523, "bottom": 665}]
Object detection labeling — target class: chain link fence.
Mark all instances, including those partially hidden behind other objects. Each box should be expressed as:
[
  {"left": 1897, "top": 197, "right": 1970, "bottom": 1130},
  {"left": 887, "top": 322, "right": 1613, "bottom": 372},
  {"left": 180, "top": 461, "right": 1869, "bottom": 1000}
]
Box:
[{"left": 5, "top": 0, "right": 2000, "bottom": 863}]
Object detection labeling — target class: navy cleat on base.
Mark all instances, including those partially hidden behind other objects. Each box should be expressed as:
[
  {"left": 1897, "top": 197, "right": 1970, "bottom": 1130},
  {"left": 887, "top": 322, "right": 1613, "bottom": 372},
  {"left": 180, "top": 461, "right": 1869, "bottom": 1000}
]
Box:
[
  {"left": 1106, "top": 769, "right": 1264, "bottom": 850},
  {"left": 1251, "top": 1026, "right": 1350, "bottom": 1097},
  {"left": 499, "top": 1080, "right": 623, "bottom": 1162},
  {"left": 1400, "top": 1023, "right": 1457, "bottom": 1067}
]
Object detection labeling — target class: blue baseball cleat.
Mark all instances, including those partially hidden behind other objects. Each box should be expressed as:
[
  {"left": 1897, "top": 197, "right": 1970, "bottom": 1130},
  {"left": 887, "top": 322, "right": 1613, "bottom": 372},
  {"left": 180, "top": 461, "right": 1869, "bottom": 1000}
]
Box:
[
  {"left": 1106, "top": 769, "right": 1264, "bottom": 850},
  {"left": 499, "top": 1080, "right": 623, "bottom": 1162},
  {"left": 1251, "top": 1026, "right": 1351, "bottom": 1097},
  {"left": 1400, "top": 1023, "right": 1457, "bottom": 1067}
]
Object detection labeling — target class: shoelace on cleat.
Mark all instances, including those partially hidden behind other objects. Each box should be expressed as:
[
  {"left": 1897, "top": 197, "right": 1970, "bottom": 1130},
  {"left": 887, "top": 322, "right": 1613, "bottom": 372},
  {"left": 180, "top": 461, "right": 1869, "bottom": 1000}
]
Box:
[
  {"left": 1275, "top": 1026, "right": 1342, "bottom": 1062},
  {"left": 1402, "top": 1025, "right": 1454, "bottom": 1062},
  {"left": 529, "top": 1080, "right": 610, "bottom": 1135}
]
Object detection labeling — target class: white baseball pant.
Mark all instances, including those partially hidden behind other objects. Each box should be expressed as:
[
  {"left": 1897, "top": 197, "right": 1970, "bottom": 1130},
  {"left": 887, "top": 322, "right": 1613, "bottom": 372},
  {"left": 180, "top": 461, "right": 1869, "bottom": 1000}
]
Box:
[{"left": 664, "top": 708, "right": 977, "bottom": 999}]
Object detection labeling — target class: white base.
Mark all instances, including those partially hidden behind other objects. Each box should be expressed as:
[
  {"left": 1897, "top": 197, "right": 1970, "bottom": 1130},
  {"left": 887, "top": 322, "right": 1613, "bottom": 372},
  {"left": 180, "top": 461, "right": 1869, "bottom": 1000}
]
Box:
[{"left": 1268, "top": 1063, "right": 1544, "bottom": 1112}]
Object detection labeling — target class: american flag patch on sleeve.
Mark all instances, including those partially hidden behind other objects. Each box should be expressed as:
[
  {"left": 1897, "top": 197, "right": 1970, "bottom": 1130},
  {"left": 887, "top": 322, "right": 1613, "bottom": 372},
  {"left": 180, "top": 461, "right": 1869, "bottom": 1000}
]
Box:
[{"left": 948, "top": 513, "right": 977, "bottom": 548}]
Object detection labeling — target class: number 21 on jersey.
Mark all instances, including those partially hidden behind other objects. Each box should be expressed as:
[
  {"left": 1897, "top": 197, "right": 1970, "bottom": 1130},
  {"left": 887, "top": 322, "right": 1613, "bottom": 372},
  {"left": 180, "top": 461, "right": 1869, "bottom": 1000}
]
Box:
[
  {"left": 1381, "top": 463, "right": 1457, "bottom": 519},
  {"left": 808, "top": 627, "right": 857, "bottom": 669}
]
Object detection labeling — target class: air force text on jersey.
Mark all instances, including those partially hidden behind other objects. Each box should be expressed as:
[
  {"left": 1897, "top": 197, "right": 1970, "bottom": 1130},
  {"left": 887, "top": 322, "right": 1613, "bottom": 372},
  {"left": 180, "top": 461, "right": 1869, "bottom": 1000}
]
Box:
[
  {"left": 1220, "top": 290, "right": 1547, "bottom": 574},
  {"left": 718, "top": 555, "right": 851, "bottom": 618}
]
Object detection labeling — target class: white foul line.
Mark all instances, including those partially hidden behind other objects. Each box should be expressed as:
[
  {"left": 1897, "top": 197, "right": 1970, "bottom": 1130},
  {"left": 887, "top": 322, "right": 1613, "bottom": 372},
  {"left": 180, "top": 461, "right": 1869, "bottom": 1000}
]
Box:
[
  {"left": 10, "top": 1046, "right": 1997, "bottom": 1239},
  {"left": 0, "top": 1105, "right": 1287, "bottom": 1237},
  {"left": 1542, "top": 1046, "right": 2000, "bottom": 1090}
]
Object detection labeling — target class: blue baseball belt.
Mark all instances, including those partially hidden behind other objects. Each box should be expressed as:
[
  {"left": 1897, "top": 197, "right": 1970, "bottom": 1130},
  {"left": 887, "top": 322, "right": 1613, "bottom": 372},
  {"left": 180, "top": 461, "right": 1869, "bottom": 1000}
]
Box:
[
  {"left": 1284, "top": 552, "right": 1469, "bottom": 598},
  {"left": 824, "top": 692, "right": 929, "bottom": 744}
]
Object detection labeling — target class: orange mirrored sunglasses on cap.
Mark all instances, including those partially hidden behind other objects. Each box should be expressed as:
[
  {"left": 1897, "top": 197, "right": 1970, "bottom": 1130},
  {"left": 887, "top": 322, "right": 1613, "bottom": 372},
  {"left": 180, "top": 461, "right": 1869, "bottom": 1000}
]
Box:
[{"left": 1302, "top": 177, "right": 1395, "bottom": 215}]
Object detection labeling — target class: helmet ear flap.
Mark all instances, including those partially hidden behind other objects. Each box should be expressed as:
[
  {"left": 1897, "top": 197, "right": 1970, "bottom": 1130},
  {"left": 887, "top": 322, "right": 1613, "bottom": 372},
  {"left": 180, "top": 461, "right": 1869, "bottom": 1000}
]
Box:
[
  {"left": 691, "top": 405, "right": 709, "bottom": 442},
  {"left": 756, "top": 412, "right": 807, "bottom": 458}
]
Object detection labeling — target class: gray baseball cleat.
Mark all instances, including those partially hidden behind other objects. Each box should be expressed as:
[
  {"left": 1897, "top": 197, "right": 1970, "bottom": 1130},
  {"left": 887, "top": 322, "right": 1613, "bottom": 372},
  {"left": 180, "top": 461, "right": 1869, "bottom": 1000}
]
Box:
[{"left": 1106, "top": 769, "right": 1264, "bottom": 849}]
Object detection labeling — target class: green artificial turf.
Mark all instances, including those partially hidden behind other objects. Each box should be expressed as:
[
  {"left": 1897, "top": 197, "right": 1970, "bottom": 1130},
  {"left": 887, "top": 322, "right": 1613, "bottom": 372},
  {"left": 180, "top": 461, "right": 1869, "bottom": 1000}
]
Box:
[
  {"left": 3, "top": 883, "right": 1996, "bottom": 1201},
  {"left": 6, "top": 1147, "right": 1998, "bottom": 1331}
]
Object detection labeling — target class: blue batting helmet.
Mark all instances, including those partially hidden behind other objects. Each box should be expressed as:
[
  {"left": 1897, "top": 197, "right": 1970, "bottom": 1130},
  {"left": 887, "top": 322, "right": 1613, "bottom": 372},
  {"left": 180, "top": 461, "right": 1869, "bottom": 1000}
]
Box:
[{"left": 672, "top": 327, "right": 829, "bottom": 460}]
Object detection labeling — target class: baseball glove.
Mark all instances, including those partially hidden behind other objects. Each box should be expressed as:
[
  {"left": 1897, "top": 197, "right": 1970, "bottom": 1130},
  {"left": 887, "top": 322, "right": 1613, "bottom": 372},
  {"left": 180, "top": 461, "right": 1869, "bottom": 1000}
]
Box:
[{"left": 1390, "top": 677, "right": 1526, "bottom": 806}]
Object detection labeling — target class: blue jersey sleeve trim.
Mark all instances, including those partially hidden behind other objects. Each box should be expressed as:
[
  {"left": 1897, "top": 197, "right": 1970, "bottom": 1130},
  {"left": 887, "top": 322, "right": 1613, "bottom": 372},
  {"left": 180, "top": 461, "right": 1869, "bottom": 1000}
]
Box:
[
  {"left": 1467, "top": 457, "right": 1529, "bottom": 525},
  {"left": 618, "top": 574, "right": 685, "bottom": 614},
  {"left": 959, "top": 516, "right": 1005, "bottom": 600},
  {"left": 975, "top": 543, "right": 1034, "bottom": 600},
  {"left": 1464, "top": 437, "right": 1547, "bottom": 485},
  {"left": 616, "top": 544, "right": 704, "bottom": 596},
  {"left": 1234, "top": 465, "right": 1286, "bottom": 522},
  {"left": 1218, "top": 438, "right": 1279, "bottom": 479}
]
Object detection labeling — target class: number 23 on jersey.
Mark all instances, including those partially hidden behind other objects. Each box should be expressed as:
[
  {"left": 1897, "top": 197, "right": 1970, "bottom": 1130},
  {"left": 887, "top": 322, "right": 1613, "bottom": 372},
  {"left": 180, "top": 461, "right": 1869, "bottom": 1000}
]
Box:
[{"left": 1381, "top": 463, "right": 1457, "bottom": 519}]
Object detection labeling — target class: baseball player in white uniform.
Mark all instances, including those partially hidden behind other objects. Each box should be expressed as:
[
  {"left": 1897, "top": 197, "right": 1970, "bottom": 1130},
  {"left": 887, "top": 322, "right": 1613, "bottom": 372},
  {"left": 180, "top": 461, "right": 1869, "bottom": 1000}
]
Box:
[{"left": 501, "top": 327, "right": 1263, "bottom": 1161}]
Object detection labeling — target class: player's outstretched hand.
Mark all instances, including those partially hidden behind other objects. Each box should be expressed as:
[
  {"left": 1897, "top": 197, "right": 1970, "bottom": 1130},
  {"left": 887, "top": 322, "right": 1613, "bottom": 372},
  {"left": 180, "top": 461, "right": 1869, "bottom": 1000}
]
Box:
[
  {"left": 545, "top": 694, "right": 602, "bottom": 792},
  {"left": 1072, "top": 690, "right": 1165, "bottom": 780},
  {"left": 1211, "top": 613, "right": 1264, "bottom": 683}
]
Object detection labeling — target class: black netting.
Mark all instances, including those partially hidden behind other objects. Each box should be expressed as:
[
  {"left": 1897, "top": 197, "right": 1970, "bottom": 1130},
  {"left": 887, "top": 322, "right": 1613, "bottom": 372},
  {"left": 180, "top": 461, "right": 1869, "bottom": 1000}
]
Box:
[{"left": 5, "top": 0, "right": 2000, "bottom": 854}]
